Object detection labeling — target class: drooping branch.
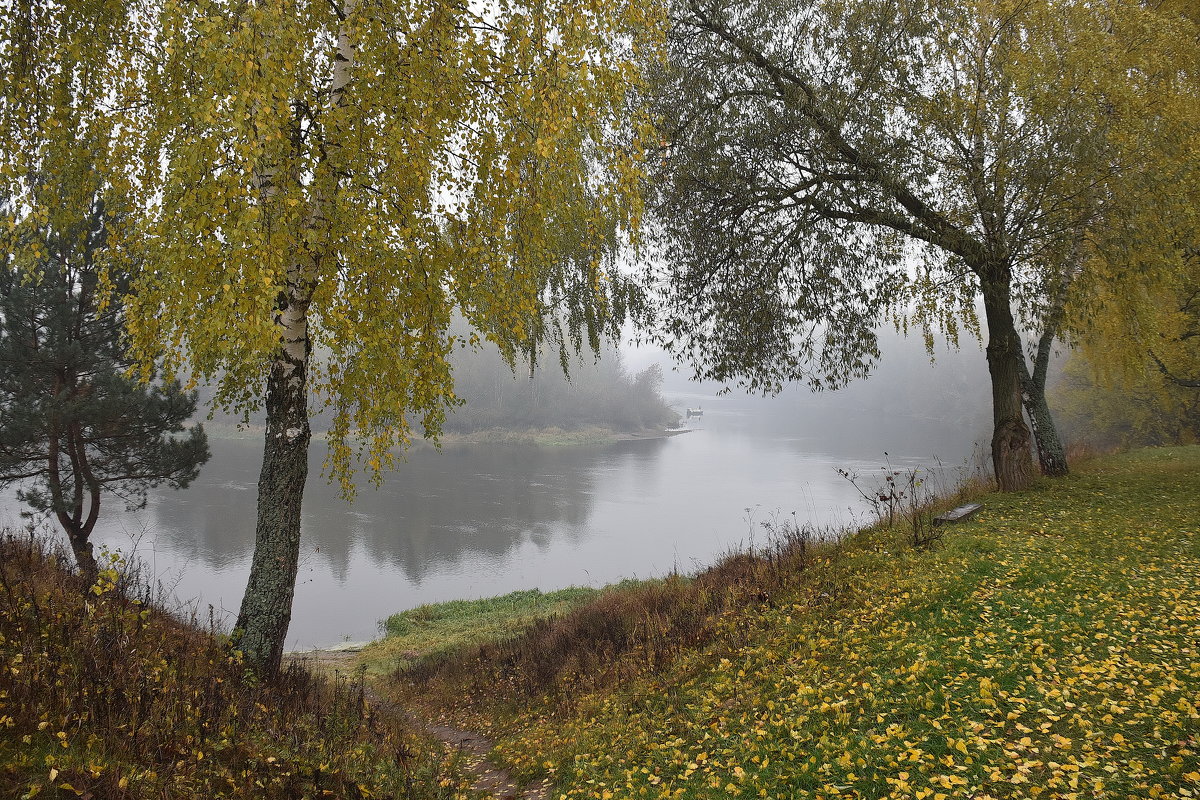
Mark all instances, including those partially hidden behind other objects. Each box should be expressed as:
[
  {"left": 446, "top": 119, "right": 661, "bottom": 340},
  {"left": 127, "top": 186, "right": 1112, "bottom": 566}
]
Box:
[{"left": 1149, "top": 350, "right": 1200, "bottom": 389}]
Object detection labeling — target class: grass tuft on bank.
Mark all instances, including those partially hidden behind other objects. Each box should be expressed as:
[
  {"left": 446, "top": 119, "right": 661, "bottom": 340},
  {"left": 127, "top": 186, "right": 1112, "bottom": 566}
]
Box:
[
  {"left": 373, "top": 469, "right": 986, "bottom": 707},
  {"left": 387, "top": 446, "right": 1200, "bottom": 799},
  {"left": 361, "top": 587, "right": 605, "bottom": 676}
]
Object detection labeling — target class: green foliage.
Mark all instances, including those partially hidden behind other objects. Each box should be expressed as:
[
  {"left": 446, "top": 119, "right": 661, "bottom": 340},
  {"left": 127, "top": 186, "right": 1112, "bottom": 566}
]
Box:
[
  {"left": 644, "top": 0, "right": 1199, "bottom": 489},
  {"left": 646, "top": 0, "right": 1196, "bottom": 388},
  {"left": 1148, "top": 283, "right": 1200, "bottom": 390},
  {"left": 0, "top": 534, "right": 471, "bottom": 799},
  {"left": 1067, "top": 227, "right": 1200, "bottom": 409},
  {"left": 465, "top": 446, "right": 1200, "bottom": 798},
  {"left": 0, "top": 0, "right": 143, "bottom": 243},
  {"left": 1057, "top": 250, "right": 1200, "bottom": 449},
  {"left": 1061, "top": 4, "right": 1200, "bottom": 382},
  {"left": 1053, "top": 353, "right": 1200, "bottom": 450}
]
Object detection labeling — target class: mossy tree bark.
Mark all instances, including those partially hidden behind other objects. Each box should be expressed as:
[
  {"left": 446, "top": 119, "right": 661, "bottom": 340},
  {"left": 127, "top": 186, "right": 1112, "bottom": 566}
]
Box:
[
  {"left": 981, "top": 273, "right": 1034, "bottom": 491},
  {"left": 1016, "top": 328, "right": 1069, "bottom": 477},
  {"left": 234, "top": 300, "right": 312, "bottom": 677}
]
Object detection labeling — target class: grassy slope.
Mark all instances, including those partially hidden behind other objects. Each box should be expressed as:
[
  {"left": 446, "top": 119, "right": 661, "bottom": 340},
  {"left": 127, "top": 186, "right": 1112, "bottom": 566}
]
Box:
[
  {"left": 0, "top": 538, "right": 472, "bottom": 800},
  {"left": 473, "top": 447, "right": 1200, "bottom": 799}
]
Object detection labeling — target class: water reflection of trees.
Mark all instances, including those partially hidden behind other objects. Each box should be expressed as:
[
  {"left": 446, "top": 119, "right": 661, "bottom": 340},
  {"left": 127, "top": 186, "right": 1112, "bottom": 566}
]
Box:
[
  {"left": 144, "top": 439, "right": 676, "bottom": 583},
  {"left": 336, "top": 444, "right": 598, "bottom": 584}
]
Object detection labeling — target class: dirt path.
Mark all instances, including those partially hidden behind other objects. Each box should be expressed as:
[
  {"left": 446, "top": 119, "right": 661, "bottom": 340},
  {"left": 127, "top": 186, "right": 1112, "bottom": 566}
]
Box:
[
  {"left": 421, "top": 721, "right": 552, "bottom": 800},
  {"left": 287, "top": 649, "right": 550, "bottom": 800}
]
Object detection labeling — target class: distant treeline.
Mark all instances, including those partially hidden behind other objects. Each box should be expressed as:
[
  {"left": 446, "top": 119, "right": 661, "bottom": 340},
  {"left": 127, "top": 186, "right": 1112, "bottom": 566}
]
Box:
[
  {"left": 444, "top": 342, "right": 678, "bottom": 433},
  {"left": 194, "top": 341, "right": 678, "bottom": 436},
  {"left": 1051, "top": 355, "right": 1200, "bottom": 450}
]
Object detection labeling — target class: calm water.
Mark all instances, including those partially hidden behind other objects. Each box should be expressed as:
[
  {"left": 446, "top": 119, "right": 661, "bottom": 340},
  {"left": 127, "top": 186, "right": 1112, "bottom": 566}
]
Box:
[{"left": 0, "top": 392, "right": 982, "bottom": 650}]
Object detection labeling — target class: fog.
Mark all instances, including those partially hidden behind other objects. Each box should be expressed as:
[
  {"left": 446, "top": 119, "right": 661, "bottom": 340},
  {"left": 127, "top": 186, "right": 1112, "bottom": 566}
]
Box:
[
  {"left": 193, "top": 321, "right": 994, "bottom": 452},
  {"left": 1, "top": 321, "right": 1001, "bottom": 647},
  {"left": 631, "top": 324, "right": 994, "bottom": 457}
]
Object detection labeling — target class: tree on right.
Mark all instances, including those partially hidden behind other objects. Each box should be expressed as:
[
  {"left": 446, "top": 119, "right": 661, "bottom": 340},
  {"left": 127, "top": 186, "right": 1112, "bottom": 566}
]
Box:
[{"left": 646, "top": 0, "right": 1198, "bottom": 490}]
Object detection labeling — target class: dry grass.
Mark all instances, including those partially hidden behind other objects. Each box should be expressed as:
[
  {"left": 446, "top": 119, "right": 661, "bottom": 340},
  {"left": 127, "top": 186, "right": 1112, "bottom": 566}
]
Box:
[
  {"left": 373, "top": 465, "right": 1006, "bottom": 759},
  {"left": 393, "top": 521, "right": 827, "bottom": 708},
  {"left": 466, "top": 447, "right": 1200, "bottom": 799},
  {"left": 389, "top": 465, "right": 996, "bottom": 713},
  {"left": 0, "top": 532, "right": 469, "bottom": 800}
]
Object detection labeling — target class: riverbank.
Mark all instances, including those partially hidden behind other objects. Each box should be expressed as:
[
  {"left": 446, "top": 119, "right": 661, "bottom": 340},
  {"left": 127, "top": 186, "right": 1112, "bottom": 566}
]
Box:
[
  {"left": 290, "top": 587, "right": 612, "bottom": 677},
  {"left": 6, "top": 447, "right": 1197, "bottom": 798},
  {"left": 362, "top": 445, "right": 1200, "bottom": 799}
]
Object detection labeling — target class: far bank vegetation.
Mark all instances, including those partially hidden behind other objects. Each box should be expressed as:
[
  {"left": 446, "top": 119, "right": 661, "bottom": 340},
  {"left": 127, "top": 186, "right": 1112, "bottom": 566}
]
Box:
[{"left": 197, "top": 340, "right": 678, "bottom": 441}]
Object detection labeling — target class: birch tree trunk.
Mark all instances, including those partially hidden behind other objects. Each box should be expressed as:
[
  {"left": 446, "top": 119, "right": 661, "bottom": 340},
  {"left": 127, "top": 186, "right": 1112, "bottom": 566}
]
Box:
[
  {"left": 233, "top": 300, "right": 312, "bottom": 675},
  {"left": 233, "top": 2, "right": 355, "bottom": 676}
]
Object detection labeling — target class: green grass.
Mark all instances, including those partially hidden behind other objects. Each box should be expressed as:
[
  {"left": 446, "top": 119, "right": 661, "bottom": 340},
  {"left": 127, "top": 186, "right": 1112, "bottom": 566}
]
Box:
[
  {"left": 360, "top": 586, "right": 607, "bottom": 676},
  {"left": 404, "top": 446, "right": 1200, "bottom": 800}
]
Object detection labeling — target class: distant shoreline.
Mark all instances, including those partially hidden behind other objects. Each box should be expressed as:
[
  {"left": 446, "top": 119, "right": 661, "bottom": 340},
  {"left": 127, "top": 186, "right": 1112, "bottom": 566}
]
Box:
[
  {"left": 609, "top": 428, "right": 693, "bottom": 442},
  {"left": 201, "top": 423, "right": 693, "bottom": 448}
]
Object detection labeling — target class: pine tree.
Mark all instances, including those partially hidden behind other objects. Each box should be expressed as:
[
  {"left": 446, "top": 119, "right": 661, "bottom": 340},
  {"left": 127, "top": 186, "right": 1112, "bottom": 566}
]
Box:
[{"left": 0, "top": 194, "right": 210, "bottom": 583}]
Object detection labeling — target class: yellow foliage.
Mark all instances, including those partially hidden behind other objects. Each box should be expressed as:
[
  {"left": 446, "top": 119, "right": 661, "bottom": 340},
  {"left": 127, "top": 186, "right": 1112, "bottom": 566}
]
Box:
[{"left": 1, "top": 0, "right": 666, "bottom": 490}]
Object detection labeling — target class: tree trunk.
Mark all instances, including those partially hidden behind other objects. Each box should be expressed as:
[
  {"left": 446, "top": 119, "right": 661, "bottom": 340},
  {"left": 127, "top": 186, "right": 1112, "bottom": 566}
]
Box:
[
  {"left": 981, "top": 273, "right": 1034, "bottom": 491},
  {"left": 1015, "top": 328, "right": 1069, "bottom": 477},
  {"left": 234, "top": 0, "right": 350, "bottom": 676},
  {"left": 234, "top": 306, "right": 311, "bottom": 677},
  {"left": 1022, "top": 383, "right": 1068, "bottom": 477},
  {"left": 66, "top": 532, "right": 99, "bottom": 586},
  {"left": 47, "top": 418, "right": 101, "bottom": 584}
]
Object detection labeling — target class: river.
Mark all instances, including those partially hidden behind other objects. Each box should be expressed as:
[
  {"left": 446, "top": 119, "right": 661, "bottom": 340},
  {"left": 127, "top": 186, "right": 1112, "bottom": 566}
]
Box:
[{"left": 0, "top": 391, "right": 984, "bottom": 650}]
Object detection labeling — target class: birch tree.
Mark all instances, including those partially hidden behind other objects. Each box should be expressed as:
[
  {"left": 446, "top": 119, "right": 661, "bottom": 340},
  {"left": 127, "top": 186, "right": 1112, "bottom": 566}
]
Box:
[{"left": 100, "top": 0, "right": 657, "bottom": 674}]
